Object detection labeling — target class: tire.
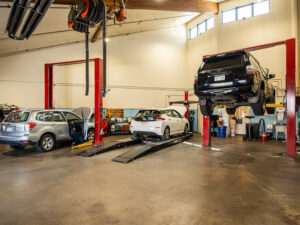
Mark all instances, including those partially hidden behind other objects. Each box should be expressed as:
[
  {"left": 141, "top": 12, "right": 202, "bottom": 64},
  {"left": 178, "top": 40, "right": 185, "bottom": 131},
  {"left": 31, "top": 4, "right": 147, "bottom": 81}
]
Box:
[
  {"left": 200, "top": 100, "right": 214, "bottom": 116},
  {"left": 226, "top": 108, "right": 236, "bottom": 115},
  {"left": 251, "top": 91, "right": 266, "bottom": 116},
  {"left": 183, "top": 124, "right": 189, "bottom": 135},
  {"left": 266, "top": 107, "right": 275, "bottom": 114},
  {"left": 9, "top": 144, "right": 25, "bottom": 151},
  {"left": 36, "top": 134, "right": 55, "bottom": 152},
  {"left": 266, "top": 92, "right": 276, "bottom": 114},
  {"left": 87, "top": 129, "right": 95, "bottom": 141},
  {"left": 161, "top": 127, "right": 170, "bottom": 141}
]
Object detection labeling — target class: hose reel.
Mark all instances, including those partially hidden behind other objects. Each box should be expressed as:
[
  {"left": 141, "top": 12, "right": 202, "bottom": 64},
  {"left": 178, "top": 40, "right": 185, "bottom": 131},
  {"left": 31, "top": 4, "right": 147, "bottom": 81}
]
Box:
[{"left": 68, "top": 0, "right": 106, "bottom": 96}]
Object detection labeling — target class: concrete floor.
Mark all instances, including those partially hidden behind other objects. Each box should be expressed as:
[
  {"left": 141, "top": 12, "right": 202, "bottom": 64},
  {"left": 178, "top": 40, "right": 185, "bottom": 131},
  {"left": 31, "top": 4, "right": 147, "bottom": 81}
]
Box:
[{"left": 0, "top": 134, "right": 300, "bottom": 225}]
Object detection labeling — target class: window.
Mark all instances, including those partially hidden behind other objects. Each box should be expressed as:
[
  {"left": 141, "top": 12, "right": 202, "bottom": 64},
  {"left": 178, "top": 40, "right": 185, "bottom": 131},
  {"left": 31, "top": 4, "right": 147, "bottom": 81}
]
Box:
[
  {"left": 222, "top": 0, "right": 270, "bottom": 24},
  {"left": 189, "top": 26, "right": 197, "bottom": 39},
  {"left": 198, "top": 22, "right": 206, "bottom": 35},
  {"left": 202, "top": 55, "right": 243, "bottom": 71},
  {"left": 172, "top": 110, "right": 182, "bottom": 118},
  {"left": 207, "top": 17, "right": 214, "bottom": 30},
  {"left": 63, "top": 112, "right": 81, "bottom": 122},
  {"left": 189, "top": 16, "right": 214, "bottom": 39},
  {"left": 237, "top": 4, "right": 252, "bottom": 20},
  {"left": 222, "top": 8, "right": 236, "bottom": 24},
  {"left": 5, "top": 112, "right": 29, "bottom": 123},
  {"left": 166, "top": 110, "right": 174, "bottom": 118},
  {"left": 36, "top": 112, "right": 65, "bottom": 122},
  {"left": 254, "top": 0, "right": 270, "bottom": 16}
]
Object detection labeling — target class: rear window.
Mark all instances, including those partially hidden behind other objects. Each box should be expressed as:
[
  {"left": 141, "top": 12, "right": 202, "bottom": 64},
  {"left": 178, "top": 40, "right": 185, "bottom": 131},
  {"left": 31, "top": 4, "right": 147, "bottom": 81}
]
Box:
[
  {"left": 135, "top": 110, "right": 161, "bottom": 118},
  {"left": 5, "top": 111, "right": 29, "bottom": 123},
  {"left": 201, "top": 55, "right": 244, "bottom": 71}
]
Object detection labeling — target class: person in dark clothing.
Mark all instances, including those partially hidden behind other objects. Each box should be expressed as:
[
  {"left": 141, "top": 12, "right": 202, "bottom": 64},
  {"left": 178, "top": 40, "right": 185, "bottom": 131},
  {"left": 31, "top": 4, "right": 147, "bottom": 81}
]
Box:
[
  {"left": 0, "top": 109, "right": 4, "bottom": 122},
  {"left": 69, "top": 120, "right": 85, "bottom": 145}
]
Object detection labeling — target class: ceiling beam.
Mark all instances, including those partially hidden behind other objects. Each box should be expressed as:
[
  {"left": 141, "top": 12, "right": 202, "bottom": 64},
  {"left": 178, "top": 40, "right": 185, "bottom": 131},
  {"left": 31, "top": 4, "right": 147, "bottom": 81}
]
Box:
[{"left": 0, "top": 0, "right": 219, "bottom": 13}]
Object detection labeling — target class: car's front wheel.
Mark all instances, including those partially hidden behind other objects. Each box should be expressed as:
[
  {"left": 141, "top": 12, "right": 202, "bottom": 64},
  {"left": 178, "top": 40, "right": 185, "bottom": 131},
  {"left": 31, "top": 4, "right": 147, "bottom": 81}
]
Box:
[
  {"left": 162, "top": 127, "right": 170, "bottom": 141},
  {"left": 200, "top": 100, "right": 214, "bottom": 116},
  {"left": 36, "top": 134, "right": 55, "bottom": 152},
  {"left": 87, "top": 129, "right": 95, "bottom": 141},
  {"left": 251, "top": 91, "right": 266, "bottom": 116},
  {"left": 183, "top": 124, "right": 189, "bottom": 135},
  {"left": 9, "top": 144, "right": 25, "bottom": 151}
]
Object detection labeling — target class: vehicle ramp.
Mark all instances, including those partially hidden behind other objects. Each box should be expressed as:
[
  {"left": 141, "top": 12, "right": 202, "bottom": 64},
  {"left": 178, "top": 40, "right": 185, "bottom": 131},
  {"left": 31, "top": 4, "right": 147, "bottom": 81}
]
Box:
[
  {"left": 112, "top": 133, "right": 193, "bottom": 163},
  {"left": 76, "top": 133, "right": 192, "bottom": 163},
  {"left": 77, "top": 138, "right": 141, "bottom": 157}
]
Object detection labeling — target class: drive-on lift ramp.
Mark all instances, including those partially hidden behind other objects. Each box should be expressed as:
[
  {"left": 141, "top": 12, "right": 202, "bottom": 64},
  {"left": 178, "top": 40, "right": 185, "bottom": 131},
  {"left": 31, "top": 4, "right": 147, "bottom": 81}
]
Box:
[{"left": 77, "top": 133, "right": 193, "bottom": 163}]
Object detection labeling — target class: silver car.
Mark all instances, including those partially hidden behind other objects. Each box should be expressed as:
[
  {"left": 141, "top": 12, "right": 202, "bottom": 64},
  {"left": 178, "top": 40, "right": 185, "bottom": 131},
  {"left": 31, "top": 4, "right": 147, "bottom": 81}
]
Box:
[{"left": 0, "top": 107, "right": 94, "bottom": 152}]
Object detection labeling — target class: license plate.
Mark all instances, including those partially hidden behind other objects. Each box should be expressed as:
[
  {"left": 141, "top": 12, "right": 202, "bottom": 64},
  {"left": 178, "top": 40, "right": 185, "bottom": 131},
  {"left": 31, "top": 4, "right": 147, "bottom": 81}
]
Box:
[
  {"left": 214, "top": 75, "right": 225, "bottom": 81},
  {"left": 6, "top": 127, "right": 14, "bottom": 132}
]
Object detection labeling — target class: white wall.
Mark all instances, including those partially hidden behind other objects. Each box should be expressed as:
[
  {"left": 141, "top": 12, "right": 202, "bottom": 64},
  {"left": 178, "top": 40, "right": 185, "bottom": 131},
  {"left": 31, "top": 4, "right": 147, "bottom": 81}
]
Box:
[{"left": 0, "top": 25, "right": 188, "bottom": 109}]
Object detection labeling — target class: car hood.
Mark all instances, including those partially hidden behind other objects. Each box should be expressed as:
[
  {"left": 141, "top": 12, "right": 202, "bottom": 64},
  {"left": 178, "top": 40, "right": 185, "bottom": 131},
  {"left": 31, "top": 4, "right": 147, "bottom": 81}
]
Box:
[
  {"left": 72, "top": 107, "right": 93, "bottom": 120},
  {"left": 166, "top": 106, "right": 187, "bottom": 117}
]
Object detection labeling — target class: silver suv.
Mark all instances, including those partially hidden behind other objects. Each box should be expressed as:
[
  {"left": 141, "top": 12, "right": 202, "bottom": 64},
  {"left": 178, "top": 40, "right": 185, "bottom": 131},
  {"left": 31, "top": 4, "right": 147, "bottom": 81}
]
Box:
[{"left": 0, "top": 108, "right": 94, "bottom": 152}]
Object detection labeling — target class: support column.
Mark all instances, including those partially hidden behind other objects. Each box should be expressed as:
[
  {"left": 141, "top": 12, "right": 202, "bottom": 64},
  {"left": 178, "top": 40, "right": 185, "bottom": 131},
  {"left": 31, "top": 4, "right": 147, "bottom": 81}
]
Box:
[
  {"left": 94, "top": 58, "right": 104, "bottom": 145},
  {"left": 203, "top": 116, "right": 211, "bottom": 147},
  {"left": 184, "top": 91, "right": 189, "bottom": 119},
  {"left": 45, "top": 64, "right": 50, "bottom": 109},
  {"left": 286, "top": 38, "right": 297, "bottom": 157}
]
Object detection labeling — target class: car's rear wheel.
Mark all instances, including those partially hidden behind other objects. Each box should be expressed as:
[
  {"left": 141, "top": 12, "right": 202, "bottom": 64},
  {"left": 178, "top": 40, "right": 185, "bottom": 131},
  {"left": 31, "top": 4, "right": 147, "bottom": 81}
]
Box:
[
  {"left": 226, "top": 108, "right": 236, "bottom": 115},
  {"left": 183, "top": 124, "right": 189, "bottom": 135},
  {"left": 9, "top": 144, "right": 25, "bottom": 151},
  {"left": 200, "top": 100, "right": 214, "bottom": 116},
  {"left": 162, "top": 127, "right": 170, "bottom": 141},
  {"left": 251, "top": 91, "right": 266, "bottom": 116},
  {"left": 36, "top": 134, "right": 55, "bottom": 152}
]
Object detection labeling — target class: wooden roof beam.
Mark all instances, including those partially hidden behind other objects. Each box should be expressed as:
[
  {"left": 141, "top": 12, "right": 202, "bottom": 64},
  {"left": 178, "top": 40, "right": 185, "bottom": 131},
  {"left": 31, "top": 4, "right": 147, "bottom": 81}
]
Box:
[{"left": 0, "top": 0, "right": 219, "bottom": 13}]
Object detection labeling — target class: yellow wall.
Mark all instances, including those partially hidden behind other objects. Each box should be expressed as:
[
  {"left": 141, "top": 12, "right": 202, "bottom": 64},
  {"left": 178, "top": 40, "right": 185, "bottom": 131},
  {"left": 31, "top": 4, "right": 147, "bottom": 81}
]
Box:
[{"left": 186, "top": 0, "right": 299, "bottom": 133}]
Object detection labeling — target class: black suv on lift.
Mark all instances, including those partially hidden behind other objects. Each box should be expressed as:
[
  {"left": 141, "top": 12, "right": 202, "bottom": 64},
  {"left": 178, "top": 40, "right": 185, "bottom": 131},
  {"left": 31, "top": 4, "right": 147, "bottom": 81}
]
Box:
[{"left": 194, "top": 50, "right": 276, "bottom": 116}]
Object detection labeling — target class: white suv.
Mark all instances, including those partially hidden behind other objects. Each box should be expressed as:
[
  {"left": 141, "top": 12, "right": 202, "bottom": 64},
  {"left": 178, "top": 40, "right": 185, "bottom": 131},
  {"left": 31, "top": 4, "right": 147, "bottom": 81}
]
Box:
[{"left": 130, "top": 107, "right": 189, "bottom": 140}]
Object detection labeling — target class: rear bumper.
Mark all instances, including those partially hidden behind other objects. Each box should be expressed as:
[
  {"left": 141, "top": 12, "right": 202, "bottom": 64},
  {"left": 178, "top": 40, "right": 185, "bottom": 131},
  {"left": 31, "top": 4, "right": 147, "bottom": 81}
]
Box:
[
  {"left": 0, "top": 135, "right": 32, "bottom": 145},
  {"left": 132, "top": 131, "right": 161, "bottom": 137},
  {"left": 194, "top": 85, "right": 253, "bottom": 97}
]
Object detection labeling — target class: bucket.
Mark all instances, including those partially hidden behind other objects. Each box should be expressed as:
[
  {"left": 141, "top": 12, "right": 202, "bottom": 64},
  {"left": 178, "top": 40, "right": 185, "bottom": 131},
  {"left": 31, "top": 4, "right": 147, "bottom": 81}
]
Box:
[
  {"left": 260, "top": 132, "right": 268, "bottom": 141},
  {"left": 218, "top": 126, "right": 227, "bottom": 138}
]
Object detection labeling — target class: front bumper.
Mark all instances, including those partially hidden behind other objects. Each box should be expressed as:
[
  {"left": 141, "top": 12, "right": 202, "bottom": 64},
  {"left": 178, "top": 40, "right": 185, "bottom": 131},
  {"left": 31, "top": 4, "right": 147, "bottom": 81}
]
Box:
[{"left": 0, "top": 135, "right": 32, "bottom": 145}]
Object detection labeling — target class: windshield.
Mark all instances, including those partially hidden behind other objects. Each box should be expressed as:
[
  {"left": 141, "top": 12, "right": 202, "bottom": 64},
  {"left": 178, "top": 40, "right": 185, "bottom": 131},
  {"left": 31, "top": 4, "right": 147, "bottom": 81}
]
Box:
[
  {"left": 201, "top": 55, "right": 243, "bottom": 71},
  {"left": 5, "top": 111, "right": 29, "bottom": 123}
]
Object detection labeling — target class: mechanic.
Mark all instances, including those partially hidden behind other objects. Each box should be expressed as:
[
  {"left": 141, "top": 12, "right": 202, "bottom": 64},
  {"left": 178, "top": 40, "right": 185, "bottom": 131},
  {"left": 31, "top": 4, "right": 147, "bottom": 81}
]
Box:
[
  {"left": 69, "top": 120, "right": 85, "bottom": 145},
  {"left": 0, "top": 108, "right": 4, "bottom": 122}
]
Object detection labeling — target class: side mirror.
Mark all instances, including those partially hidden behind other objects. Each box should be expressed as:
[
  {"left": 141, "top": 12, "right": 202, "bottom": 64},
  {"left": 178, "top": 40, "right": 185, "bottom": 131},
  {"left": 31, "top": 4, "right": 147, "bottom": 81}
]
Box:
[
  {"left": 269, "top": 74, "right": 275, "bottom": 79},
  {"left": 263, "top": 68, "right": 269, "bottom": 75}
]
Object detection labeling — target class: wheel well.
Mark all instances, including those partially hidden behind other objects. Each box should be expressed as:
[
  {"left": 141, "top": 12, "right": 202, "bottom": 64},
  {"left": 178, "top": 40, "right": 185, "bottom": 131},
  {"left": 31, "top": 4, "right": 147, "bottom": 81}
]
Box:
[{"left": 40, "top": 132, "right": 56, "bottom": 141}]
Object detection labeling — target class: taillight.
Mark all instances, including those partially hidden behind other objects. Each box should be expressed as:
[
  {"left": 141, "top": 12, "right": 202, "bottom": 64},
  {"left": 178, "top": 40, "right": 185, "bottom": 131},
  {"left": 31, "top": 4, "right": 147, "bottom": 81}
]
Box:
[
  {"left": 157, "top": 116, "right": 165, "bottom": 120},
  {"left": 194, "top": 75, "right": 198, "bottom": 82},
  {"left": 25, "top": 123, "right": 36, "bottom": 129},
  {"left": 246, "top": 65, "right": 255, "bottom": 75}
]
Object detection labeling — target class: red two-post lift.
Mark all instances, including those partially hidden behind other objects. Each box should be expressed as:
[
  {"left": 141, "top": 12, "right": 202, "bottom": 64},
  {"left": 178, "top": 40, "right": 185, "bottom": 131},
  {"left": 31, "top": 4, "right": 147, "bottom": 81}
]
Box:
[
  {"left": 45, "top": 58, "right": 104, "bottom": 145},
  {"left": 203, "top": 39, "right": 297, "bottom": 158}
]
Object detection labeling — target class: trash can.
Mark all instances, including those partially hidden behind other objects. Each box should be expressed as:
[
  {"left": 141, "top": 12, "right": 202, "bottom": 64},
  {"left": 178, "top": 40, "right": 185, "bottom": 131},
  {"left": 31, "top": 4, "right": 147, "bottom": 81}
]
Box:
[{"left": 218, "top": 126, "right": 227, "bottom": 138}]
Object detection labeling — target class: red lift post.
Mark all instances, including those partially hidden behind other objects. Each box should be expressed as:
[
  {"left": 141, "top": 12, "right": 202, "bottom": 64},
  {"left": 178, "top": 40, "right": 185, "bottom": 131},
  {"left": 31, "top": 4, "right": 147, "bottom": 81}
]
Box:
[
  {"left": 202, "top": 39, "right": 297, "bottom": 157},
  {"left": 45, "top": 58, "right": 104, "bottom": 145}
]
